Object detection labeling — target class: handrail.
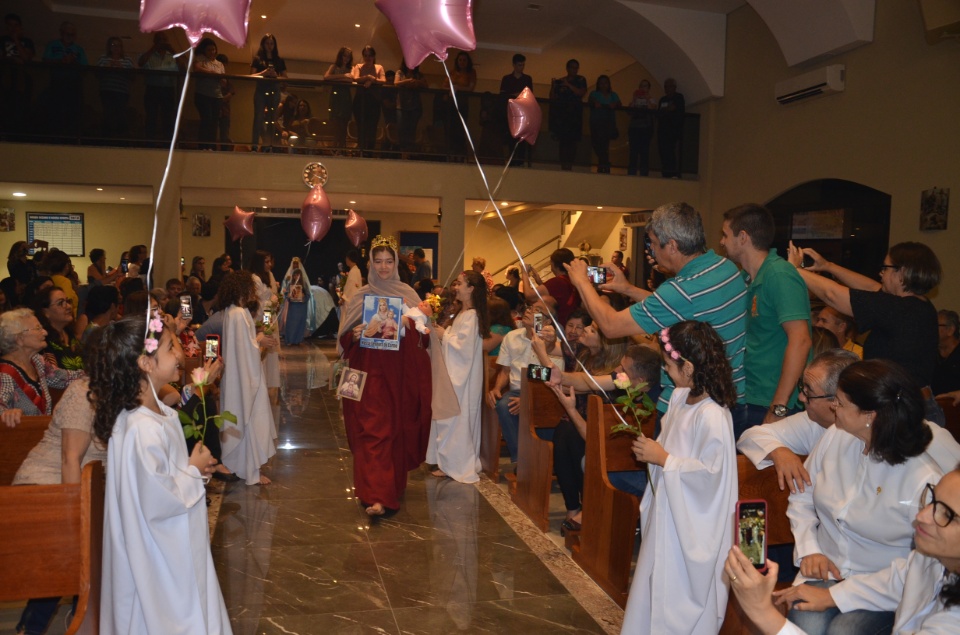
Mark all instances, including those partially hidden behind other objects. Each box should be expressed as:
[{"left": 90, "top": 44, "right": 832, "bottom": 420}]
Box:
[{"left": 490, "top": 235, "right": 561, "bottom": 278}]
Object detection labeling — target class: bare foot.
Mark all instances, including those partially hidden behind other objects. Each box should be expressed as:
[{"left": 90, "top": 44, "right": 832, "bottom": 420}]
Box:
[
  {"left": 258, "top": 475, "right": 272, "bottom": 485},
  {"left": 430, "top": 469, "right": 447, "bottom": 478},
  {"left": 365, "top": 503, "right": 385, "bottom": 516}
]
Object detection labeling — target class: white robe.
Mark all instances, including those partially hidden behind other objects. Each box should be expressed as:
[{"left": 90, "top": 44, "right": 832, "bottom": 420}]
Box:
[
  {"left": 101, "top": 405, "right": 231, "bottom": 635},
  {"left": 777, "top": 551, "right": 960, "bottom": 635},
  {"left": 220, "top": 305, "right": 277, "bottom": 485},
  {"left": 622, "top": 388, "right": 737, "bottom": 635},
  {"left": 427, "top": 309, "right": 483, "bottom": 483},
  {"left": 253, "top": 273, "right": 280, "bottom": 390}
]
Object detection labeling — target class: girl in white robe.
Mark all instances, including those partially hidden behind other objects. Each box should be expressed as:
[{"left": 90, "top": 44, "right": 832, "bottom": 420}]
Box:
[
  {"left": 219, "top": 270, "right": 278, "bottom": 485},
  {"left": 624, "top": 320, "right": 739, "bottom": 635},
  {"left": 90, "top": 316, "right": 230, "bottom": 635},
  {"left": 427, "top": 271, "right": 489, "bottom": 483}
]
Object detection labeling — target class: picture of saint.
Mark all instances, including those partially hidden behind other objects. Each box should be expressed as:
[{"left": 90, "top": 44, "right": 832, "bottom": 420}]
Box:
[
  {"left": 336, "top": 368, "right": 367, "bottom": 401},
  {"left": 359, "top": 295, "right": 403, "bottom": 350}
]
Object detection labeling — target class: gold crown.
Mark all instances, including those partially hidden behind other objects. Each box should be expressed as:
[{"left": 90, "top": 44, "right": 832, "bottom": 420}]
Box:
[{"left": 370, "top": 234, "right": 399, "bottom": 252}]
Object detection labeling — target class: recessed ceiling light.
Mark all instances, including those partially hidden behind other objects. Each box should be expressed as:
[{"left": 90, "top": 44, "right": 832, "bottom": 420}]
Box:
[
  {"left": 260, "top": 197, "right": 268, "bottom": 201},
  {"left": 596, "top": 206, "right": 603, "bottom": 209},
  {"left": 262, "top": 205, "right": 268, "bottom": 209},
  {"left": 120, "top": 197, "right": 126, "bottom": 200},
  {"left": 474, "top": 209, "right": 482, "bottom": 214},
  {"left": 96, "top": 187, "right": 103, "bottom": 191},
  {"left": 501, "top": 201, "right": 509, "bottom": 206},
  {"left": 349, "top": 200, "right": 356, "bottom": 204},
  {"left": 354, "top": 23, "right": 360, "bottom": 28},
  {"left": 12, "top": 192, "right": 26, "bottom": 197},
  {"left": 260, "top": 14, "right": 267, "bottom": 19}
]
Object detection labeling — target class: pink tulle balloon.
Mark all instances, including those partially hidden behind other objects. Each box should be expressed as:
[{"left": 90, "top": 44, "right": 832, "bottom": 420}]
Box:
[
  {"left": 140, "top": 0, "right": 252, "bottom": 48},
  {"left": 375, "top": 0, "right": 476, "bottom": 68},
  {"left": 301, "top": 185, "right": 332, "bottom": 243},
  {"left": 344, "top": 209, "right": 368, "bottom": 248},
  {"left": 508, "top": 87, "right": 542, "bottom": 145},
  {"left": 224, "top": 206, "right": 254, "bottom": 242}
]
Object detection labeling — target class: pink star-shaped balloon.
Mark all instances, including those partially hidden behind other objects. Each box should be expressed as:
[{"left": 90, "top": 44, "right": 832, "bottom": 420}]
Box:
[
  {"left": 375, "top": 0, "right": 476, "bottom": 68},
  {"left": 140, "top": 0, "right": 252, "bottom": 48},
  {"left": 224, "top": 206, "right": 255, "bottom": 242},
  {"left": 508, "top": 87, "right": 542, "bottom": 145}
]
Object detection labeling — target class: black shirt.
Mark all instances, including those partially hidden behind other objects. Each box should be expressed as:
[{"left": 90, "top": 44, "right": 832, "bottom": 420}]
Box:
[
  {"left": 850, "top": 289, "right": 938, "bottom": 387},
  {"left": 933, "top": 343, "right": 960, "bottom": 395}
]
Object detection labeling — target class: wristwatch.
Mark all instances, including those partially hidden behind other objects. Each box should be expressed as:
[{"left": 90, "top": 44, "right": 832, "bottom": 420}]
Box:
[{"left": 771, "top": 404, "right": 788, "bottom": 418}]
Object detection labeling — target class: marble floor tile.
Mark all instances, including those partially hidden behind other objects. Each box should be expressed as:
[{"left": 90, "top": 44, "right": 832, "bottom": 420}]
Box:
[
  {"left": 231, "top": 610, "right": 401, "bottom": 635},
  {"left": 392, "top": 595, "right": 606, "bottom": 634}
]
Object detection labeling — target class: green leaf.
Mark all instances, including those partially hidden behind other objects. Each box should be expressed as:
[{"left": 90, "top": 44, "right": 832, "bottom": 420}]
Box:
[
  {"left": 221, "top": 411, "right": 238, "bottom": 424},
  {"left": 182, "top": 424, "right": 197, "bottom": 439},
  {"left": 193, "top": 409, "right": 201, "bottom": 422},
  {"left": 178, "top": 410, "right": 193, "bottom": 426}
]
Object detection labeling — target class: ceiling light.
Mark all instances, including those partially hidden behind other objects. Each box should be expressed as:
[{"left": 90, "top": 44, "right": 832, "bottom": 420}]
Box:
[
  {"left": 355, "top": 23, "right": 360, "bottom": 28},
  {"left": 262, "top": 206, "right": 267, "bottom": 209},
  {"left": 260, "top": 197, "right": 268, "bottom": 201},
  {"left": 96, "top": 187, "right": 103, "bottom": 191},
  {"left": 501, "top": 201, "right": 509, "bottom": 206},
  {"left": 12, "top": 192, "right": 26, "bottom": 197},
  {"left": 349, "top": 200, "right": 356, "bottom": 204},
  {"left": 260, "top": 14, "right": 267, "bottom": 19},
  {"left": 474, "top": 209, "right": 482, "bottom": 214},
  {"left": 596, "top": 206, "right": 603, "bottom": 210},
  {"left": 120, "top": 197, "right": 125, "bottom": 200}
]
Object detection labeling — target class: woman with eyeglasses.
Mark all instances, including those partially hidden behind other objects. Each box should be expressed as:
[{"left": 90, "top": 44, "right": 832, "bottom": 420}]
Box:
[
  {"left": 726, "top": 465, "right": 960, "bottom": 635},
  {"left": 0, "top": 308, "right": 84, "bottom": 427},
  {"left": 31, "top": 286, "right": 83, "bottom": 370},
  {"left": 783, "top": 359, "right": 948, "bottom": 635},
  {"left": 787, "top": 241, "right": 944, "bottom": 427}
]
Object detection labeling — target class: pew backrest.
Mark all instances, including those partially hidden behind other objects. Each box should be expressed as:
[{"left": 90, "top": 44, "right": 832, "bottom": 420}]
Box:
[{"left": 0, "top": 415, "right": 53, "bottom": 485}]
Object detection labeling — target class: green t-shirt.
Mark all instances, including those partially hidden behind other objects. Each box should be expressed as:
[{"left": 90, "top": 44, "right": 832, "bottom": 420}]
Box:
[{"left": 741, "top": 249, "right": 812, "bottom": 408}]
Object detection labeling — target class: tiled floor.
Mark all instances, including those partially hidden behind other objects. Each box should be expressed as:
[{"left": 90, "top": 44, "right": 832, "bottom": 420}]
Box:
[{"left": 213, "top": 341, "right": 624, "bottom": 634}]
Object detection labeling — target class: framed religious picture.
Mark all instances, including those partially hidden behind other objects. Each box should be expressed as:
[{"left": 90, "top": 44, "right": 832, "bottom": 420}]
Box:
[
  {"left": 192, "top": 214, "right": 211, "bottom": 237},
  {"left": 920, "top": 187, "right": 949, "bottom": 231},
  {"left": 359, "top": 295, "right": 404, "bottom": 351},
  {"left": 336, "top": 368, "right": 367, "bottom": 401}
]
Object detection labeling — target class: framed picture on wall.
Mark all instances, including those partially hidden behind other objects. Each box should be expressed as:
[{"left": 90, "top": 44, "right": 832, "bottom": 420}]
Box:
[
  {"left": 0, "top": 208, "right": 14, "bottom": 232},
  {"left": 399, "top": 231, "right": 439, "bottom": 280},
  {"left": 193, "top": 214, "right": 211, "bottom": 237},
  {"left": 920, "top": 187, "right": 949, "bottom": 231}
]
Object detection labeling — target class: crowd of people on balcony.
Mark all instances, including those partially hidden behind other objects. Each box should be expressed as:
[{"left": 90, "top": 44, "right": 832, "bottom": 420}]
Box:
[{"left": 1, "top": 14, "right": 691, "bottom": 174}]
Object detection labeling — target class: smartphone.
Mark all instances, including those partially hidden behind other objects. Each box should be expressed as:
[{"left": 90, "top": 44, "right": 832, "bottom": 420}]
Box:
[
  {"left": 801, "top": 254, "right": 815, "bottom": 269},
  {"left": 179, "top": 295, "right": 193, "bottom": 320},
  {"left": 527, "top": 364, "right": 552, "bottom": 382},
  {"left": 735, "top": 499, "right": 768, "bottom": 572},
  {"left": 120, "top": 257, "right": 129, "bottom": 273},
  {"left": 533, "top": 312, "right": 544, "bottom": 334},
  {"left": 180, "top": 256, "right": 185, "bottom": 267},
  {"left": 587, "top": 266, "right": 607, "bottom": 285},
  {"left": 263, "top": 307, "right": 273, "bottom": 328},
  {"left": 204, "top": 335, "right": 220, "bottom": 360}
]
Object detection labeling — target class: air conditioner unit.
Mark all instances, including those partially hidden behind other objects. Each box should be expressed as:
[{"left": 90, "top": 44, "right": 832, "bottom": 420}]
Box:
[{"left": 775, "top": 65, "right": 845, "bottom": 105}]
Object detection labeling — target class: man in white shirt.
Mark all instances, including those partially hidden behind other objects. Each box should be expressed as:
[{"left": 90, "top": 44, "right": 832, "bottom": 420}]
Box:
[
  {"left": 340, "top": 249, "right": 363, "bottom": 306},
  {"left": 486, "top": 302, "right": 562, "bottom": 463}
]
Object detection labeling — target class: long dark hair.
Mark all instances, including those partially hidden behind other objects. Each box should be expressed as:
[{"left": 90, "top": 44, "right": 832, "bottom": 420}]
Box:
[
  {"left": 334, "top": 46, "right": 353, "bottom": 68},
  {"left": 663, "top": 320, "right": 737, "bottom": 409},
  {"left": 255, "top": 33, "right": 281, "bottom": 61},
  {"left": 460, "top": 271, "right": 490, "bottom": 338},
  {"left": 89, "top": 317, "right": 150, "bottom": 444},
  {"left": 249, "top": 250, "right": 271, "bottom": 283},
  {"left": 837, "top": 359, "right": 931, "bottom": 465},
  {"left": 454, "top": 51, "right": 474, "bottom": 73}
]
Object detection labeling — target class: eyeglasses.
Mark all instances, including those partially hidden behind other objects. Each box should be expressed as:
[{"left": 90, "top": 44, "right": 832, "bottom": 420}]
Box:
[
  {"left": 920, "top": 483, "right": 958, "bottom": 527},
  {"left": 16, "top": 324, "right": 44, "bottom": 334},
  {"left": 53, "top": 298, "right": 73, "bottom": 307},
  {"left": 879, "top": 264, "right": 900, "bottom": 273},
  {"left": 797, "top": 378, "right": 834, "bottom": 401}
]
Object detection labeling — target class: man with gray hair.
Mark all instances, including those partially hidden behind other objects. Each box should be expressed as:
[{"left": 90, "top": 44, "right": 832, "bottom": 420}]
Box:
[{"left": 563, "top": 202, "right": 749, "bottom": 426}]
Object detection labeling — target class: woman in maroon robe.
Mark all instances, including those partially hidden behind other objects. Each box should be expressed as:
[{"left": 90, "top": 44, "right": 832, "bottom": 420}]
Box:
[{"left": 337, "top": 236, "right": 432, "bottom": 516}]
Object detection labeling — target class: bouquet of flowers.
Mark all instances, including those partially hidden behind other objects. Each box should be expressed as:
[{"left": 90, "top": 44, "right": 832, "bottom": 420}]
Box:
[
  {"left": 179, "top": 366, "right": 236, "bottom": 444},
  {"left": 609, "top": 372, "right": 656, "bottom": 436},
  {"left": 424, "top": 293, "right": 443, "bottom": 324}
]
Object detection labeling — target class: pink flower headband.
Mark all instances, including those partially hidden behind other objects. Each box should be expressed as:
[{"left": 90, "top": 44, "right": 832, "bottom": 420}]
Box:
[
  {"left": 143, "top": 309, "right": 164, "bottom": 354},
  {"left": 659, "top": 328, "right": 689, "bottom": 364}
]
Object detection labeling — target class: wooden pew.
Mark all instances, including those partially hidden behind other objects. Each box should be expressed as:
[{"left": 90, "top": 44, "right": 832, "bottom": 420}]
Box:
[
  {"left": 479, "top": 356, "right": 502, "bottom": 481},
  {"left": 937, "top": 396, "right": 960, "bottom": 443},
  {"left": 719, "top": 454, "right": 799, "bottom": 635},
  {"left": 570, "top": 396, "right": 655, "bottom": 607},
  {"left": 0, "top": 460, "right": 104, "bottom": 635},
  {"left": 0, "top": 415, "right": 53, "bottom": 485},
  {"left": 511, "top": 372, "right": 568, "bottom": 531}
]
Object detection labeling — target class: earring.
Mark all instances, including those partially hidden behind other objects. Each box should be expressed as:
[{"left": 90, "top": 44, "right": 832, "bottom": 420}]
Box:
[{"left": 866, "top": 423, "right": 871, "bottom": 428}]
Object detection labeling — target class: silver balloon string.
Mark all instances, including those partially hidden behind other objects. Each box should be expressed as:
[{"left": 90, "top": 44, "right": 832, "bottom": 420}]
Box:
[{"left": 438, "top": 62, "right": 640, "bottom": 436}]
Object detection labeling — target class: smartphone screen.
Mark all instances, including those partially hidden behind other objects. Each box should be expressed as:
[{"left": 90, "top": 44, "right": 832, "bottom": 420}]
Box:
[
  {"left": 179, "top": 295, "right": 192, "bottom": 320},
  {"left": 533, "top": 312, "right": 544, "bottom": 333},
  {"left": 263, "top": 308, "right": 273, "bottom": 327},
  {"left": 204, "top": 336, "right": 220, "bottom": 360},
  {"left": 120, "top": 258, "right": 129, "bottom": 273},
  {"left": 526, "top": 364, "right": 552, "bottom": 382},
  {"left": 736, "top": 500, "right": 767, "bottom": 570},
  {"left": 587, "top": 266, "right": 607, "bottom": 285}
]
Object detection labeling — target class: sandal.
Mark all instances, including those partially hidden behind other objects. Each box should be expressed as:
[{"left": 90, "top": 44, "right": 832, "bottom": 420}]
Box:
[{"left": 560, "top": 518, "right": 582, "bottom": 537}]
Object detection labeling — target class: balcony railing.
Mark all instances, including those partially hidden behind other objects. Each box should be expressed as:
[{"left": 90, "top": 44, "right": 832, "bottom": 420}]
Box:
[{"left": 1, "top": 61, "right": 699, "bottom": 175}]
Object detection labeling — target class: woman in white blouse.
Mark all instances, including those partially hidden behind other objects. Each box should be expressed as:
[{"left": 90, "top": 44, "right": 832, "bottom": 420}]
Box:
[
  {"left": 726, "top": 466, "right": 960, "bottom": 635},
  {"left": 785, "top": 359, "right": 943, "bottom": 634}
]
